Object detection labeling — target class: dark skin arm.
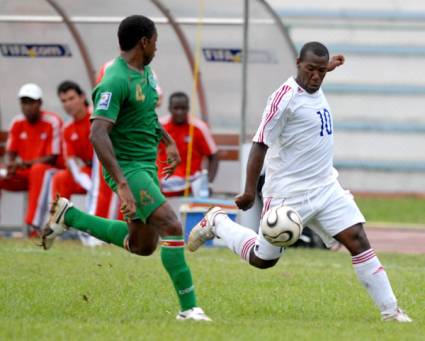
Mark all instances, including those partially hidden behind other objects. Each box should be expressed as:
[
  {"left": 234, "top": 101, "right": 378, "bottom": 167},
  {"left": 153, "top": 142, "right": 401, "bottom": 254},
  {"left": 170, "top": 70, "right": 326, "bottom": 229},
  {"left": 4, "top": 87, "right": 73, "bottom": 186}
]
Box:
[
  {"left": 235, "top": 142, "right": 268, "bottom": 210},
  {"left": 207, "top": 153, "right": 219, "bottom": 183},
  {"left": 90, "top": 118, "right": 136, "bottom": 218},
  {"left": 327, "top": 54, "right": 345, "bottom": 72},
  {"left": 159, "top": 125, "right": 181, "bottom": 179},
  {"left": 22, "top": 155, "right": 57, "bottom": 167},
  {"left": 5, "top": 151, "right": 56, "bottom": 176}
]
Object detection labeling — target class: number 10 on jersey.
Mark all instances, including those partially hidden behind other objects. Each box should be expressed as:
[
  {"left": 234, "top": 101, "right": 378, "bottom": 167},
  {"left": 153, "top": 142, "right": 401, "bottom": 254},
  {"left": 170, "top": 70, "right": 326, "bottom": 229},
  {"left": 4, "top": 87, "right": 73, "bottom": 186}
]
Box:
[{"left": 316, "top": 109, "right": 332, "bottom": 136}]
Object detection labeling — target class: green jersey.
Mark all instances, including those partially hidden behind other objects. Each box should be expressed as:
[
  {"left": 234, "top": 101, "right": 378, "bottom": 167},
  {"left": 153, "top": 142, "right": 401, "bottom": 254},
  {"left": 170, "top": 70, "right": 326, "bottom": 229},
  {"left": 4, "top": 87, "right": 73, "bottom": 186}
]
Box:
[{"left": 92, "top": 57, "right": 161, "bottom": 163}]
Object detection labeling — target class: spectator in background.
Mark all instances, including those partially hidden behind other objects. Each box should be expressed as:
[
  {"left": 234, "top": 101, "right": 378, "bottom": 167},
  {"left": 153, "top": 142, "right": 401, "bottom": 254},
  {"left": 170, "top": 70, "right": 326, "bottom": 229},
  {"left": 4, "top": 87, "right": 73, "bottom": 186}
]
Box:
[
  {"left": 157, "top": 92, "right": 219, "bottom": 197},
  {"left": 50, "top": 81, "right": 93, "bottom": 203},
  {"left": 0, "top": 83, "right": 62, "bottom": 237},
  {"left": 51, "top": 80, "right": 104, "bottom": 247}
]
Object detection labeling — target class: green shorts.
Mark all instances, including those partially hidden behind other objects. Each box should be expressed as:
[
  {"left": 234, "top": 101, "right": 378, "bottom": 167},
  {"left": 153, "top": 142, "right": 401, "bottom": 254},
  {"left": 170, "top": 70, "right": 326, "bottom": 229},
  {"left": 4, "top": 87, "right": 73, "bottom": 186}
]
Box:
[{"left": 104, "top": 161, "right": 166, "bottom": 223}]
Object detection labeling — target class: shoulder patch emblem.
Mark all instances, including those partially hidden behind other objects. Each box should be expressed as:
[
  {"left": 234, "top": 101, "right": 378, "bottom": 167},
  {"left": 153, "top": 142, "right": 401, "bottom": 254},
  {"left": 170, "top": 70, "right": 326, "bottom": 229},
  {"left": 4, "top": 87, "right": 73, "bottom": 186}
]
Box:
[{"left": 96, "top": 92, "right": 112, "bottom": 110}]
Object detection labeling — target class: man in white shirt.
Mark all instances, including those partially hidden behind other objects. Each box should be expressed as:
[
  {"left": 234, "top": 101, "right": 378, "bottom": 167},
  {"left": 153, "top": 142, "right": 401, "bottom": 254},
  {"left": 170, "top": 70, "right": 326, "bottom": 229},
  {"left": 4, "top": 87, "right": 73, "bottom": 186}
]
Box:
[{"left": 188, "top": 42, "right": 411, "bottom": 323}]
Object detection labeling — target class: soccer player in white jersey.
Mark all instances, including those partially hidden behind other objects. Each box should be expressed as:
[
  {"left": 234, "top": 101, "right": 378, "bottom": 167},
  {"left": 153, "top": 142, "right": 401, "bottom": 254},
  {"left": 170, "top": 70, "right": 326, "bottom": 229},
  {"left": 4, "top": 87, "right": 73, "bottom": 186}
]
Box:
[{"left": 188, "top": 42, "right": 411, "bottom": 323}]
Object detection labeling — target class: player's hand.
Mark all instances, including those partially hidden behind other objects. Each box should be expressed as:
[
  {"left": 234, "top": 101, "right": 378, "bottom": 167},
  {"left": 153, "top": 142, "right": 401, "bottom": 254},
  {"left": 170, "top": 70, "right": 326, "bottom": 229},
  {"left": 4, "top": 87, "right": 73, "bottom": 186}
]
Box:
[
  {"left": 161, "top": 144, "right": 181, "bottom": 179},
  {"left": 6, "top": 162, "right": 18, "bottom": 176},
  {"left": 117, "top": 182, "right": 137, "bottom": 221},
  {"left": 235, "top": 192, "right": 256, "bottom": 211},
  {"left": 327, "top": 54, "right": 345, "bottom": 72}
]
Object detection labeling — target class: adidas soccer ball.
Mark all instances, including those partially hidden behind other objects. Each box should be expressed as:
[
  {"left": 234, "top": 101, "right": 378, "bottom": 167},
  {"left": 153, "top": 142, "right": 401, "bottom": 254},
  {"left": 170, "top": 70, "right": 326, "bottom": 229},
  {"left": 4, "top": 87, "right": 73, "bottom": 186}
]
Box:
[{"left": 261, "top": 206, "right": 303, "bottom": 247}]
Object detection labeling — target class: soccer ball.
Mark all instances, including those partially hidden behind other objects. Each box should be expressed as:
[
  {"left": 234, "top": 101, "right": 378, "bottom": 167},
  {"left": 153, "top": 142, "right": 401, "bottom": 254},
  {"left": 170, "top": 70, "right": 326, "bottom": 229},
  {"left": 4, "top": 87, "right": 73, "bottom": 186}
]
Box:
[{"left": 261, "top": 206, "right": 303, "bottom": 247}]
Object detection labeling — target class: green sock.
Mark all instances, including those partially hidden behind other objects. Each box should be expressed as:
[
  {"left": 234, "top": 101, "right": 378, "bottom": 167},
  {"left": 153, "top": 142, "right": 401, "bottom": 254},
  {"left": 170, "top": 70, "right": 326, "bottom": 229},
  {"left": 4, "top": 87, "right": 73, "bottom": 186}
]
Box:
[
  {"left": 65, "top": 207, "right": 128, "bottom": 248},
  {"left": 160, "top": 236, "right": 197, "bottom": 311}
]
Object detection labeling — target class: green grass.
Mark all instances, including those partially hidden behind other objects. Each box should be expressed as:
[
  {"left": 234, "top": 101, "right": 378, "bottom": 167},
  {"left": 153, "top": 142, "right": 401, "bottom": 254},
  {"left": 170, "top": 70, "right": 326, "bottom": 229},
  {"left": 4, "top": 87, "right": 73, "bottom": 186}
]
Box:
[
  {"left": 356, "top": 197, "right": 425, "bottom": 225},
  {"left": 0, "top": 240, "right": 423, "bottom": 340}
]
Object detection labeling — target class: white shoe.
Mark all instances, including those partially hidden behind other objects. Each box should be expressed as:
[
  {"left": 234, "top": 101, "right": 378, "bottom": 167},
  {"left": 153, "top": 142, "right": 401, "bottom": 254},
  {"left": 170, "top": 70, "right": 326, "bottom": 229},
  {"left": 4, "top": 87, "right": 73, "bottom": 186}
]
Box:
[
  {"left": 41, "top": 196, "right": 73, "bottom": 250},
  {"left": 187, "top": 206, "right": 226, "bottom": 252},
  {"left": 382, "top": 307, "right": 412, "bottom": 322},
  {"left": 79, "top": 232, "right": 104, "bottom": 248},
  {"left": 176, "top": 307, "right": 212, "bottom": 321}
]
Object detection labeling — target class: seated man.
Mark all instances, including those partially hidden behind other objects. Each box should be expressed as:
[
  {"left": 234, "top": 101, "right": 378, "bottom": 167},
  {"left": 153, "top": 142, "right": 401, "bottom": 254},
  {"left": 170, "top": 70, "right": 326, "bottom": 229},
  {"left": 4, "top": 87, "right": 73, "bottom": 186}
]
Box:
[
  {"left": 0, "top": 83, "right": 62, "bottom": 237},
  {"left": 50, "top": 81, "right": 93, "bottom": 200},
  {"left": 157, "top": 92, "right": 219, "bottom": 197}
]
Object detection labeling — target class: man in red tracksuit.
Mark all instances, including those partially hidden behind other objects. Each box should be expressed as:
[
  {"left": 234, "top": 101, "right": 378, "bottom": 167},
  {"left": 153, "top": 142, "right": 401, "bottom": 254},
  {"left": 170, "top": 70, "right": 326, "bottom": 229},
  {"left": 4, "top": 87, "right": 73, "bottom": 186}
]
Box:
[
  {"left": 0, "top": 83, "right": 63, "bottom": 236},
  {"left": 50, "top": 81, "right": 93, "bottom": 202}
]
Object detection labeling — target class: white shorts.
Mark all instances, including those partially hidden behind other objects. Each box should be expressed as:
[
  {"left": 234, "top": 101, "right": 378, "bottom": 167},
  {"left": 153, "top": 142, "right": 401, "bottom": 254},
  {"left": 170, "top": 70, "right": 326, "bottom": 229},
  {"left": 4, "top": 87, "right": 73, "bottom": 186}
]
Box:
[{"left": 254, "top": 180, "right": 365, "bottom": 260}]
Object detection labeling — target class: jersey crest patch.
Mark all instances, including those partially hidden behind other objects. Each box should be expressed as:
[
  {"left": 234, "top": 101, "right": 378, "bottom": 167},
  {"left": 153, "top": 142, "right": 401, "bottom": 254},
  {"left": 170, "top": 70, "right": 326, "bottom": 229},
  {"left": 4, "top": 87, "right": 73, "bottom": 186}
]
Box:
[
  {"left": 136, "top": 84, "right": 145, "bottom": 102},
  {"left": 97, "top": 92, "right": 112, "bottom": 110}
]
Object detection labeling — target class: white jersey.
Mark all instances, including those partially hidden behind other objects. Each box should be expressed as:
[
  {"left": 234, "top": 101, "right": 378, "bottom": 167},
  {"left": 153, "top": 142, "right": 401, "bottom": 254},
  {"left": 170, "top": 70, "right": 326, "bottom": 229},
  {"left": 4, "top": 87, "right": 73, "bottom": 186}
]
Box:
[{"left": 253, "top": 76, "right": 338, "bottom": 197}]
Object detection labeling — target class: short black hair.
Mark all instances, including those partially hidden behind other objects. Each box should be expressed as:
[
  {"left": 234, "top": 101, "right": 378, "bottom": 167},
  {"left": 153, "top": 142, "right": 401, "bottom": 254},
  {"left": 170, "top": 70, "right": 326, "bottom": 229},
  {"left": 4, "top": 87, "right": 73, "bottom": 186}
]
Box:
[
  {"left": 57, "top": 80, "right": 88, "bottom": 106},
  {"left": 169, "top": 92, "right": 189, "bottom": 107},
  {"left": 118, "top": 15, "right": 156, "bottom": 51},
  {"left": 299, "top": 42, "right": 329, "bottom": 61},
  {"left": 57, "top": 80, "right": 84, "bottom": 96}
]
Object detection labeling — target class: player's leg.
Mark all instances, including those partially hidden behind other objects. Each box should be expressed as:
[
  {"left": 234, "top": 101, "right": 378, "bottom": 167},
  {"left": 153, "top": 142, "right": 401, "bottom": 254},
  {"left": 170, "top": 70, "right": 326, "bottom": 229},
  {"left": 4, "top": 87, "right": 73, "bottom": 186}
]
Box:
[
  {"left": 121, "top": 166, "right": 209, "bottom": 319},
  {"left": 147, "top": 201, "right": 210, "bottom": 320},
  {"left": 315, "top": 181, "right": 411, "bottom": 322},
  {"left": 42, "top": 165, "right": 164, "bottom": 249},
  {"left": 334, "top": 223, "right": 411, "bottom": 322},
  {"left": 188, "top": 198, "right": 286, "bottom": 269}
]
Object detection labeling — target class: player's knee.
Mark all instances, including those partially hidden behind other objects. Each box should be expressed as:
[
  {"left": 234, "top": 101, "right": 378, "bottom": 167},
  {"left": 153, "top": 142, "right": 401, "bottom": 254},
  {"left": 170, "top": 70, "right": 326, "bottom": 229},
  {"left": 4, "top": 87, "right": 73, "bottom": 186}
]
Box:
[
  {"left": 249, "top": 253, "right": 279, "bottom": 269},
  {"left": 129, "top": 243, "right": 157, "bottom": 256},
  {"left": 341, "top": 224, "right": 370, "bottom": 254},
  {"left": 351, "top": 225, "right": 368, "bottom": 243},
  {"left": 163, "top": 218, "right": 183, "bottom": 236}
]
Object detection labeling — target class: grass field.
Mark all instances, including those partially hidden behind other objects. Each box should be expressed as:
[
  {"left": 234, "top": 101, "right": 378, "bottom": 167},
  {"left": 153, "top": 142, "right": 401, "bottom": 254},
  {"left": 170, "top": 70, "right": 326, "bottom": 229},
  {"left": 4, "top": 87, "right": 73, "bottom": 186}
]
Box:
[
  {"left": 0, "top": 240, "right": 423, "bottom": 340},
  {"left": 356, "top": 197, "right": 425, "bottom": 226}
]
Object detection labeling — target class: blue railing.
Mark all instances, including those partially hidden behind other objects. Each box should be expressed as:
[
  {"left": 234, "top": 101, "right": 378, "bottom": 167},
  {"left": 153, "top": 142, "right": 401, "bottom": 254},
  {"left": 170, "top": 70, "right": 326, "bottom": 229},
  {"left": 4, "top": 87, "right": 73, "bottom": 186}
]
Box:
[
  {"left": 323, "top": 83, "right": 425, "bottom": 95},
  {"left": 335, "top": 160, "right": 425, "bottom": 172},
  {"left": 334, "top": 121, "right": 425, "bottom": 134},
  {"left": 294, "top": 43, "right": 425, "bottom": 57}
]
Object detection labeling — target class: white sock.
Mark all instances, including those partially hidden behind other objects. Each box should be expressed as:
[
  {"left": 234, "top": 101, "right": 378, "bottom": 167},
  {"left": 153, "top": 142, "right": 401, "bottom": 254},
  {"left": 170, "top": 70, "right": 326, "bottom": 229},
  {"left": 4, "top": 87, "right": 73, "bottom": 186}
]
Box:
[
  {"left": 214, "top": 214, "right": 257, "bottom": 262},
  {"left": 352, "top": 249, "right": 397, "bottom": 314}
]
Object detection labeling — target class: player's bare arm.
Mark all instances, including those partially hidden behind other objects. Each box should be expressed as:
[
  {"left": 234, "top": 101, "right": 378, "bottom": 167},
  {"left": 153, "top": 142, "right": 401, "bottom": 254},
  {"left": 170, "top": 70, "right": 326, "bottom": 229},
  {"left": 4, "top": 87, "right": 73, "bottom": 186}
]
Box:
[
  {"left": 159, "top": 125, "right": 181, "bottom": 179},
  {"left": 327, "top": 54, "right": 345, "bottom": 72},
  {"left": 235, "top": 142, "right": 268, "bottom": 211},
  {"left": 207, "top": 153, "right": 219, "bottom": 182},
  {"left": 21, "top": 155, "right": 57, "bottom": 168},
  {"left": 90, "top": 118, "right": 136, "bottom": 218},
  {"left": 5, "top": 151, "right": 18, "bottom": 176}
]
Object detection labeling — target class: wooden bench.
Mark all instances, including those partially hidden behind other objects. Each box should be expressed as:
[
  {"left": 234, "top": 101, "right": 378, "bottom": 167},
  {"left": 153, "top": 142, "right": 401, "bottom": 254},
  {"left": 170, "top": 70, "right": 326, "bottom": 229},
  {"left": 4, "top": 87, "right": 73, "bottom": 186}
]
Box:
[{"left": 212, "top": 133, "right": 240, "bottom": 161}]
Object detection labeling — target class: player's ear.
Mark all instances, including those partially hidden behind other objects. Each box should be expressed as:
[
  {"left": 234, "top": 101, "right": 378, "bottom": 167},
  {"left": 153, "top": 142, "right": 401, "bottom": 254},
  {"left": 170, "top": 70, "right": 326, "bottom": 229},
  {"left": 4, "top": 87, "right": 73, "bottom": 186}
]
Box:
[
  {"left": 140, "top": 36, "right": 149, "bottom": 48},
  {"left": 296, "top": 57, "right": 301, "bottom": 67}
]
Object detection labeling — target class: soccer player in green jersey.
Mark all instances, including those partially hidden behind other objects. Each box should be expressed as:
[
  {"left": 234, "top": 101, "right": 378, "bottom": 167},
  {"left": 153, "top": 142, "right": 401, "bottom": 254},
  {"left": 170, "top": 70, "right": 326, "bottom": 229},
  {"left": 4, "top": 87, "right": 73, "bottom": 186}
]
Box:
[{"left": 41, "top": 15, "right": 211, "bottom": 321}]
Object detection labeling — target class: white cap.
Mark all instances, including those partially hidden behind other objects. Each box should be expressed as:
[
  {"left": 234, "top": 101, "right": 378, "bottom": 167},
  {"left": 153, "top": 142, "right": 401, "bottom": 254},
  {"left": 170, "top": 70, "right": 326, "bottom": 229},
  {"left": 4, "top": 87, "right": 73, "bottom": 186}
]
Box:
[{"left": 18, "top": 83, "right": 43, "bottom": 100}]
